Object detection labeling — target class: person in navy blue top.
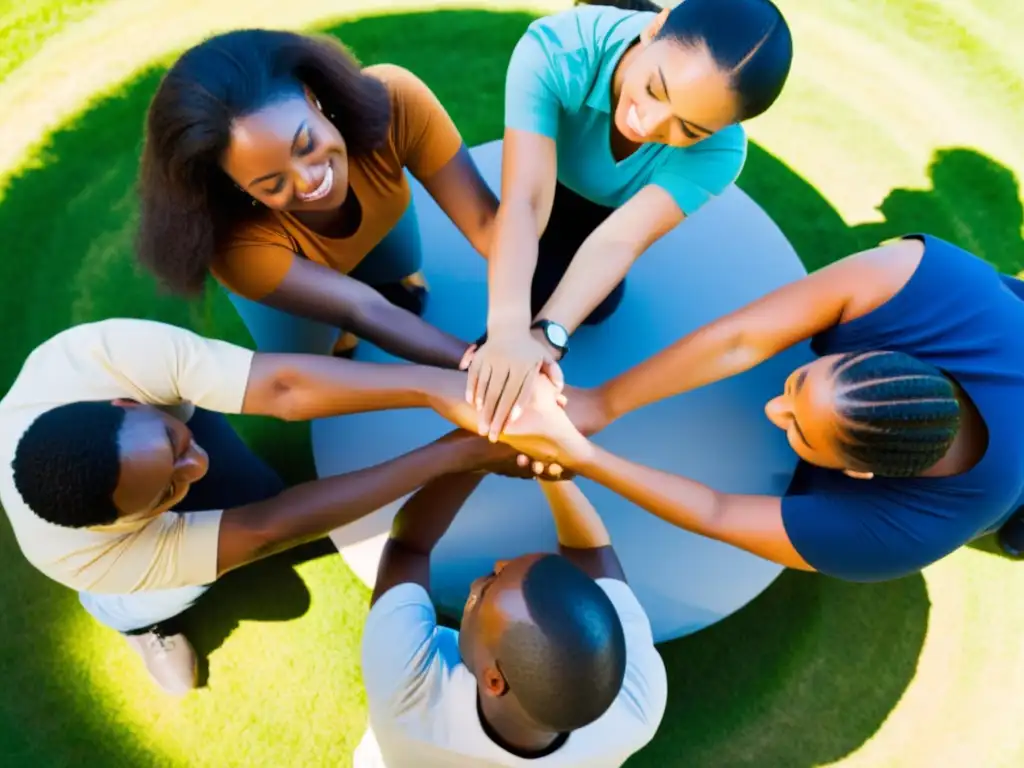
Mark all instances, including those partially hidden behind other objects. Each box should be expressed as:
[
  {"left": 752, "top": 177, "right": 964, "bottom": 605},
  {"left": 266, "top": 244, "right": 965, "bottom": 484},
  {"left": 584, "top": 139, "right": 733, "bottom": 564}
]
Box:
[{"left": 496, "top": 235, "right": 1024, "bottom": 581}]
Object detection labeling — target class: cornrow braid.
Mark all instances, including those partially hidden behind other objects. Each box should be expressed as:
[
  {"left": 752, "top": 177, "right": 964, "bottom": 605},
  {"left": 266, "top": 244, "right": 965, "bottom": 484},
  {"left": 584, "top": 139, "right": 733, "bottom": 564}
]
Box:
[{"left": 831, "top": 351, "right": 961, "bottom": 478}]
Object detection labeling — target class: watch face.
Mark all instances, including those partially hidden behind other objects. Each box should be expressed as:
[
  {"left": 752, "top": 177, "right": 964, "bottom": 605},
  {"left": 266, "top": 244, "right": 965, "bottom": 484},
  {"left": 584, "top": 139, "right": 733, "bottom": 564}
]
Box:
[{"left": 546, "top": 323, "right": 569, "bottom": 348}]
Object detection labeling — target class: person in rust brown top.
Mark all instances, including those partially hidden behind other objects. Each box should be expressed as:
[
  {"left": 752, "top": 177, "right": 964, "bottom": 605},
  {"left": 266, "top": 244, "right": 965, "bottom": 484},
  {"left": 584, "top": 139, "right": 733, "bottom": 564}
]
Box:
[{"left": 137, "top": 29, "right": 496, "bottom": 365}]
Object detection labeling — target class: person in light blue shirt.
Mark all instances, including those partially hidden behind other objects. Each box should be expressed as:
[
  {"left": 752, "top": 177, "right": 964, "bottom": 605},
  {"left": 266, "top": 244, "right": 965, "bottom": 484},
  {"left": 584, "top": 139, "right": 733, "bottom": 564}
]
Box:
[{"left": 463, "top": 0, "right": 793, "bottom": 438}]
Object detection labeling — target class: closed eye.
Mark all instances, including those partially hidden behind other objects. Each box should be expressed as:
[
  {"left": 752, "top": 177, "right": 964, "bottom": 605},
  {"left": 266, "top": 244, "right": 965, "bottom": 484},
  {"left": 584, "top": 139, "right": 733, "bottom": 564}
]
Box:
[
  {"left": 265, "top": 176, "right": 286, "bottom": 195},
  {"left": 297, "top": 134, "right": 316, "bottom": 157},
  {"left": 645, "top": 82, "right": 699, "bottom": 140},
  {"left": 679, "top": 122, "right": 700, "bottom": 140}
]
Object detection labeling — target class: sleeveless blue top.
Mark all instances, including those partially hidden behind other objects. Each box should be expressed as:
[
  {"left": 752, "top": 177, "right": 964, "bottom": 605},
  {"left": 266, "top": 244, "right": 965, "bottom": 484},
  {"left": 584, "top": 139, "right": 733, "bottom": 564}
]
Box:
[{"left": 782, "top": 235, "right": 1024, "bottom": 581}]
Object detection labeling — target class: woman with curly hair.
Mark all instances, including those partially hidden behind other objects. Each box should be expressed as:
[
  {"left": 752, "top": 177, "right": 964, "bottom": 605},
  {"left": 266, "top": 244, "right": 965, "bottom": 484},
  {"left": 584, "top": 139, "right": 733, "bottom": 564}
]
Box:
[{"left": 138, "top": 29, "right": 496, "bottom": 364}]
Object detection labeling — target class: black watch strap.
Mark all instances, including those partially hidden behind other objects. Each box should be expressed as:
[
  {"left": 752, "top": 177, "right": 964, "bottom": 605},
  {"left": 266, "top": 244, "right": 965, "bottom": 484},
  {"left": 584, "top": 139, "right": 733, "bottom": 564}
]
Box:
[{"left": 531, "top": 320, "right": 569, "bottom": 359}]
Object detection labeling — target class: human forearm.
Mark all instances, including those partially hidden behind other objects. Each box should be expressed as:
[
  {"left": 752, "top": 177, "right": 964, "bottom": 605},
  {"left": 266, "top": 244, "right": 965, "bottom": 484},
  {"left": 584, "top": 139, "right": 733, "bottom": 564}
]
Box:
[
  {"left": 599, "top": 320, "right": 764, "bottom": 421},
  {"left": 390, "top": 471, "right": 485, "bottom": 554},
  {"left": 540, "top": 480, "right": 611, "bottom": 549},
  {"left": 217, "top": 432, "right": 486, "bottom": 575},
  {"left": 353, "top": 299, "right": 469, "bottom": 369},
  {"left": 572, "top": 443, "right": 722, "bottom": 537},
  {"left": 487, "top": 199, "right": 541, "bottom": 333},
  {"left": 242, "top": 353, "right": 463, "bottom": 421},
  {"left": 537, "top": 238, "right": 635, "bottom": 333},
  {"left": 539, "top": 479, "right": 624, "bottom": 581}
]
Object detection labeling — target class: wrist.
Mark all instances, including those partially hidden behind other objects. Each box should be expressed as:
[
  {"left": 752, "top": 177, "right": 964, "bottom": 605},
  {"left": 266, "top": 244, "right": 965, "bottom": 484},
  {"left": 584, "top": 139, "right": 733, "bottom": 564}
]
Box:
[
  {"left": 597, "top": 379, "right": 628, "bottom": 423},
  {"left": 593, "top": 382, "right": 618, "bottom": 424},
  {"left": 530, "top": 327, "right": 561, "bottom": 359},
  {"left": 418, "top": 367, "right": 463, "bottom": 406},
  {"left": 454, "top": 434, "right": 495, "bottom": 472},
  {"left": 487, "top": 310, "right": 531, "bottom": 338},
  {"left": 561, "top": 435, "right": 597, "bottom": 470}
]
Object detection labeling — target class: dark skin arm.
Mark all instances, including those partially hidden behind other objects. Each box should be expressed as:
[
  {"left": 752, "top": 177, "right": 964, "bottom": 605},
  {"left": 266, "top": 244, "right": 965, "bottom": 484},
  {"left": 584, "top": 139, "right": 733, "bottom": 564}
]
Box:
[
  {"left": 370, "top": 471, "right": 485, "bottom": 607},
  {"left": 239, "top": 351, "right": 476, "bottom": 428},
  {"left": 419, "top": 145, "right": 499, "bottom": 260},
  {"left": 539, "top": 479, "right": 625, "bottom": 582},
  {"left": 368, "top": 446, "right": 564, "bottom": 606},
  {"left": 216, "top": 431, "right": 492, "bottom": 577},
  {"left": 259, "top": 257, "right": 469, "bottom": 369}
]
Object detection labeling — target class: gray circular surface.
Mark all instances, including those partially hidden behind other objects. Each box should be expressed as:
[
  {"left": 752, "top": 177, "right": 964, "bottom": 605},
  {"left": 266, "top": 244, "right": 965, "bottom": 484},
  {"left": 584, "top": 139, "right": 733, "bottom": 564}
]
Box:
[{"left": 315, "top": 140, "right": 812, "bottom": 642}]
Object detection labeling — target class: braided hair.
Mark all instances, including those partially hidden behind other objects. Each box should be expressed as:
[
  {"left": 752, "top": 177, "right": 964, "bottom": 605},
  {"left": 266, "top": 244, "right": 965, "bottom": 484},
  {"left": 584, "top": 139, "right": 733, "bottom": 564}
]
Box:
[{"left": 831, "top": 351, "right": 961, "bottom": 477}]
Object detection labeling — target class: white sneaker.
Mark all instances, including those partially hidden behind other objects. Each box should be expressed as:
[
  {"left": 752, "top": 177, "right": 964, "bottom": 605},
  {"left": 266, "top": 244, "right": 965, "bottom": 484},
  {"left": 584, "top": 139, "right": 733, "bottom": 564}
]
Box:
[{"left": 124, "top": 628, "right": 198, "bottom": 695}]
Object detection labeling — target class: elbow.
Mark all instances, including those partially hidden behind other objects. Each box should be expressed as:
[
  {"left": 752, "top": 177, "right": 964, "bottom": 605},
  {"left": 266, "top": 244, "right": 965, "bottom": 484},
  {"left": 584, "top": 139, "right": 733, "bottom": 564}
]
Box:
[
  {"left": 264, "top": 367, "right": 307, "bottom": 422},
  {"left": 718, "top": 328, "right": 765, "bottom": 371},
  {"left": 704, "top": 492, "right": 729, "bottom": 536}
]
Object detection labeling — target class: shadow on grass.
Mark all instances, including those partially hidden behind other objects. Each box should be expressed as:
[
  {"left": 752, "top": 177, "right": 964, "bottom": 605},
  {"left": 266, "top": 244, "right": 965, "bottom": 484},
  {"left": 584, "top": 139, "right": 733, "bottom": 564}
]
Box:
[{"left": 0, "top": 6, "right": 1020, "bottom": 767}]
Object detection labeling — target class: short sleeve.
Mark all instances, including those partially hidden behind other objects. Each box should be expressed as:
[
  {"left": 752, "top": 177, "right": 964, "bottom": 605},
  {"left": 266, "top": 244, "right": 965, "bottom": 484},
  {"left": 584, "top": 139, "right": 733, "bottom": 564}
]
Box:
[
  {"left": 650, "top": 125, "right": 747, "bottom": 216},
  {"left": 2, "top": 320, "right": 253, "bottom": 415},
  {"left": 212, "top": 221, "right": 298, "bottom": 300},
  {"left": 90, "top": 320, "right": 254, "bottom": 414},
  {"left": 504, "top": 28, "right": 562, "bottom": 139},
  {"left": 782, "top": 492, "right": 960, "bottom": 582},
  {"left": 370, "top": 64, "right": 463, "bottom": 180},
  {"left": 81, "top": 509, "right": 224, "bottom": 592},
  {"left": 361, "top": 583, "right": 457, "bottom": 717},
  {"left": 597, "top": 579, "right": 668, "bottom": 737}
]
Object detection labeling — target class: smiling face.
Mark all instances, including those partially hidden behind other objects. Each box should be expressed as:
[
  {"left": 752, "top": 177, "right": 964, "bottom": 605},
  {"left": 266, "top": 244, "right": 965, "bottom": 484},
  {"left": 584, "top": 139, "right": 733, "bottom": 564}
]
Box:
[
  {"left": 111, "top": 404, "right": 209, "bottom": 523},
  {"left": 613, "top": 12, "right": 739, "bottom": 148},
  {"left": 610, "top": 12, "right": 741, "bottom": 147},
  {"left": 763, "top": 355, "right": 857, "bottom": 473},
  {"left": 219, "top": 89, "right": 350, "bottom": 212}
]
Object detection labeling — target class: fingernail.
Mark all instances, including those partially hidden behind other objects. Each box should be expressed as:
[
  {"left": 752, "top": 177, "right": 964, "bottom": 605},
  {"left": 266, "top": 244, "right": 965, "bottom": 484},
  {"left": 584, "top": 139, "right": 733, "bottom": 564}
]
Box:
[
  {"left": 510, "top": 405, "right": 522, "bottom": 422},
  {"left": 533, "top": 461, "right": 543, "bottom": 474},
  {"left": 475, "top": 399, "right": 483, "bottom": 409},
  {"left": 517, "top": 454, "right": 528, "bottom": 466}
]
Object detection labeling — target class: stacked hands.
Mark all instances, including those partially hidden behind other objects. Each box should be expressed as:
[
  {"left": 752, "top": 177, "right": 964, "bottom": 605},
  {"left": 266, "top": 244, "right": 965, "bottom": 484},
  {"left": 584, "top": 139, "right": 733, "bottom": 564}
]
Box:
[{"left": 433, "top": 342, "right": 611, "bottom": 481}]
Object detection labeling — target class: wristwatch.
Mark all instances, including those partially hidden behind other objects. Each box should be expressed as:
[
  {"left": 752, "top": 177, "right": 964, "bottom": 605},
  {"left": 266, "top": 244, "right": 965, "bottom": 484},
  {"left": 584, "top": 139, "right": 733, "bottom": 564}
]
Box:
[{"left": 531, "top": 319, "right": 570, "bottom": 360}]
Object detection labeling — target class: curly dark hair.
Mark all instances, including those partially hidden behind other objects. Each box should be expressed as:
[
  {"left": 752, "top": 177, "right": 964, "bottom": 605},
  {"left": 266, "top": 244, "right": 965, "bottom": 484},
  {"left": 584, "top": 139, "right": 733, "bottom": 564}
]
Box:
[
  {"left": 831, "top": 351, "right": 962, "bottom": 477},
  {"left": 12, "top": 401, "right": 126, "bottom": 528},
  {"left": 137, "top": 29, "right": 391, "bottom": 295}
]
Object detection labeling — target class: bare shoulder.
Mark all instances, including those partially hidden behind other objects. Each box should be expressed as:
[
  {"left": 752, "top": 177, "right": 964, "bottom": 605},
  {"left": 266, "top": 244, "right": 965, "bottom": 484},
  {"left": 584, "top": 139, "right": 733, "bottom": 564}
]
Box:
[{"left": 824, "top": 237, "right": 925, "bottom": 324}]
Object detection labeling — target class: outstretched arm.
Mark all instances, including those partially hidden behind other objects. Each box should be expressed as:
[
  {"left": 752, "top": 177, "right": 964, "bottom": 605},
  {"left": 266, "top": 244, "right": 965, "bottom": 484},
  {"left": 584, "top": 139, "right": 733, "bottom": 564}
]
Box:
[
  {"left": 540, "top": 479, "right": 625, "bottom": 581},
  {"left": 595, "top": 241, "right": 920, "bottom": 423},
  {"left": 499, "top": 379, "right": 813, "bottom": 570},
  {"left": 240, "top": 350, "right": 476, "bottom": 428},
  {"left": 535, "top": 185, "right": 683, "bottom": 334},
  {"left": 217, "top": 431, "right": 495, "bottom": 578},
  {"left": 370, "top": 471, "right": 486, "bottom": 606},
  {"left": 570, "top": 444, "right": 813, "bottom": 570},
  {"left": 259, "top": 258, "right": 470, "bottom": 369}
]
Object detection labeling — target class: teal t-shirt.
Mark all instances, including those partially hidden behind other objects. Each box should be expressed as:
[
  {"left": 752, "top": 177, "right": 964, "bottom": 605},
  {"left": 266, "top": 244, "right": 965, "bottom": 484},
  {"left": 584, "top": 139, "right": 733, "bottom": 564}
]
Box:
[{"left": 504, "top": 5, "right": 747, "bottom": 215}]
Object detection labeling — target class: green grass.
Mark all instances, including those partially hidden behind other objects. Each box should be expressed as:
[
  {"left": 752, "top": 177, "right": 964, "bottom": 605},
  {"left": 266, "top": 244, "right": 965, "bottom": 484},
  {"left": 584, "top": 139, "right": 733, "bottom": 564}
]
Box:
[{"left": 0, "top": 1, "right": 1022, "bottom": 766}]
